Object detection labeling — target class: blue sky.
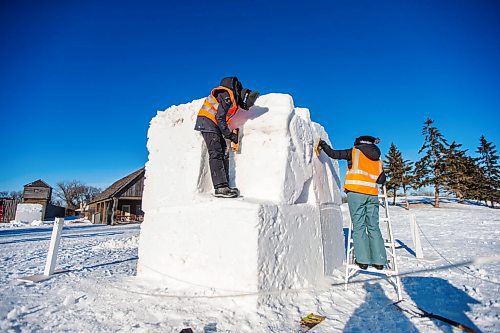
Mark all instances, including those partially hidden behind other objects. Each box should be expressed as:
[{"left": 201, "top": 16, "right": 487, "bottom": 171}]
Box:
[{"left": 1, "top": 0, "right": 499, "bottom": 192}]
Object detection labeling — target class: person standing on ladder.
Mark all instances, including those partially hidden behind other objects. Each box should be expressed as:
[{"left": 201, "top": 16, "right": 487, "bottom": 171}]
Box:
[{"left": 317, "top": 136, "right": 387, "bottom": 270}]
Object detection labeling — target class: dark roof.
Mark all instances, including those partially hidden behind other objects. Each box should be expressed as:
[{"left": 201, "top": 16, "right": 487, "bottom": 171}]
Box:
[
  {"left": 24, "top": 179, "right": 52, "bottom": 188},
  {"left": 91, "top": 167, "right": 145, "bottom": 203}
]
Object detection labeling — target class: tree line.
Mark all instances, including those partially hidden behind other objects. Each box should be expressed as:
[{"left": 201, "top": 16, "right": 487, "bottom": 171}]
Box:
[
  {"left": 53, "top": 181, "right": 102, "bottom": 210},
  {"left": 1, "top": 181, "right": 101, "bottom": 211},
  {"left": 384, "top": 118, "right": 499, "bottom": 208}
]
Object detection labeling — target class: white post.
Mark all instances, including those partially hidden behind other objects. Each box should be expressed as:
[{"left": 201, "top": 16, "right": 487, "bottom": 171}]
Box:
[
  {"left": 409, "top": 214, "right": 424, "bottom": 259},
  {"left": 44, "top": 217, "right": 64, "bottom": 276}
]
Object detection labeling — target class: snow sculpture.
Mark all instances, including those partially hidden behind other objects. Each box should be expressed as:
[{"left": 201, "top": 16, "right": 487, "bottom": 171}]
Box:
[{"left": 137, "top": 93, "right": 344, "bottom": 299}]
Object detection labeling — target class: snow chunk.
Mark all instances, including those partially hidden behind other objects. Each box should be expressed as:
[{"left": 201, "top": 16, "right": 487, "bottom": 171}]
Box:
[{"left": 94, "top": 236, "right": 139, "bottom": 250}]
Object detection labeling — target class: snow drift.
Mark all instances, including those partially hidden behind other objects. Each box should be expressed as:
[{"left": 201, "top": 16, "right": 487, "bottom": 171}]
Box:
[{"left": 137, "top": 93, "right": 344, "bottom": 299}]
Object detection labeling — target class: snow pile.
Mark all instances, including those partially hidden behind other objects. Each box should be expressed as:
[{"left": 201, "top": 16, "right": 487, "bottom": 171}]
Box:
[
  {"left": 8, "top": 217, "right": 91, "bottom": 228},
  {"left": 137, "top": 93, "right": 344, "bottom": 298},
  {"left": 94, "top": 236, "right": 139, "bottom": 250},
  {"left": 30, "top": 220, "right": 45, "bottom": 226},
  {"left": 64, "top": 217, "right": 92, "bottom": 224}
]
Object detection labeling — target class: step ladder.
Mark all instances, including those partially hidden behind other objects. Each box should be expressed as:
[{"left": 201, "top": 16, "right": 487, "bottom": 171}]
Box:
[{"left": 344, "top": 185, "right": 403, "bottom": 301}]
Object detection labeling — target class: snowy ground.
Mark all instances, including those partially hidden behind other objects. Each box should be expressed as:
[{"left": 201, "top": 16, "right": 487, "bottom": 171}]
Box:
[{"left": 1, "top": 199, "right": 498, "bottom": 332}]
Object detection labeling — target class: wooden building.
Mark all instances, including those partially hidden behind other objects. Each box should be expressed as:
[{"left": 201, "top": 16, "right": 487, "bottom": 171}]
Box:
[
  {"left": 16, "top": 179, "right": 65, "bottom": 220},
  {"left": 23, "top": 179, "right": 52, "bottom": 205},
  {"left": 0, "top": 197, "right": 20, "bottom": 223},
  {"left": 89, "top": 167, "right": 145, "bottom": 225}
]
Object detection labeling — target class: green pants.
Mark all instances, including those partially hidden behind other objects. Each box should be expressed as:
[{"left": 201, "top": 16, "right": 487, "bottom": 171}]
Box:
[{"left": 347, "top": 191, "right": 387, "bottom": 265}]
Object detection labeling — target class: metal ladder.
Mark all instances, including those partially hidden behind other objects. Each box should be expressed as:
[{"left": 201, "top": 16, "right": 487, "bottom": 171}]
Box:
[{"left": 344, "top": 185, "right": 402, "bottom": 301}]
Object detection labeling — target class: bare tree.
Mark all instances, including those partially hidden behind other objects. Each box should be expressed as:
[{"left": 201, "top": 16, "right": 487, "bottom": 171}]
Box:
[
  {"left": 55, "top": 181, "right": 101, "bottom": 210},
  {"left": 9, "top": 191, "right": 23, "bottom": 200},
  {"left": 0, "top": 191, "right": 22, "bottom": 199}
]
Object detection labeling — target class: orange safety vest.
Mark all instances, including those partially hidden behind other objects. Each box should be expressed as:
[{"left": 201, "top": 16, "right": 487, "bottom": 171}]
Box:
[
  {"left": 197, "top": 86, "right": 239, "bottom": 125},
  {"left": 344, "top": 148, "right": 383, "bottom": 196}
]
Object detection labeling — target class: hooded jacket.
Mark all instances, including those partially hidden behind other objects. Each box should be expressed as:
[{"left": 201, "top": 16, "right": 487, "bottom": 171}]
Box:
[{"left": 194, "top": 77, "right": 242, "bottom": 138}]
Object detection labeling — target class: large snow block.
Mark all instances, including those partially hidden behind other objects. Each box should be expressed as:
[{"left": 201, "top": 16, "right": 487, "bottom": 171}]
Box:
[
  {"left": 138, "top": 200, "right": 261, "bottom": 293},
  {"left": 137, "top": 198, "right": 344, "bottom": 293},
  {"left": 137, "top": 93, "right": 344, "bottom": 297}
]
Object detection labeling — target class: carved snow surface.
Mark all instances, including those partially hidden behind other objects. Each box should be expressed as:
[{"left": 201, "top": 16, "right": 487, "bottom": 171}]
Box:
[{"left": 137, "top": 93, "right": 344, "bottom": 301}]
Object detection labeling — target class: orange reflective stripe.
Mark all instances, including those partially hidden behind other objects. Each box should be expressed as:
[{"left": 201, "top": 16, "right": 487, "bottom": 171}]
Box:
[
  {"left": 207, "top": 94, "right": 218, "bottom": 107},
  {"left": 197, "top": 86, "right": 238, "bottom": 125},
  {"left": 346, "top": 169, "right": 379, "bottom": 180},
  {"left": 344, "top": 148, "right": 381, "bottom": 195},
  {"left": 352, "top": 148, "right": 359, "bottom": 169},
  {"left": 345, "top": 180, "right": 378, "bottom": 188},
  {"left": 197, "top": 99, "right": 217, "bottom": 123}
]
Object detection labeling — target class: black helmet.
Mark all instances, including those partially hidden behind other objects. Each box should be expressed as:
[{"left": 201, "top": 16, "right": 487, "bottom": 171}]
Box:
[{"left": 239, "top": 89, "right": 260, "bottom": 110}]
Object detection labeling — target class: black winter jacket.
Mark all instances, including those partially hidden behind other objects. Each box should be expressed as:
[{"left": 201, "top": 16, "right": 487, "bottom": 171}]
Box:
[
  {"left": 194, "top": 90, "right": 234, "bottom": 138},
  {"left": 321, "top": 143, "right": 387, "bottom": 185},
  {"left": 194, "top": 77, "right": 241, "bottom": 138}
]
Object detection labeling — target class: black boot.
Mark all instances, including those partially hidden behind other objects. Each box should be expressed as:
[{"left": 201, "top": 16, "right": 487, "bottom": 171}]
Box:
[
  {"left": 214, "top": 186, "right": 238, "bottom": 198},
  {"left": 372, "top": 264, "right": 384, "bottom": 270},
  {"left": 355, "top": 261, "right": 368, "bottom": 269},
  {"left": 229, "top": 187, "right": 240, "bottom": 196}
]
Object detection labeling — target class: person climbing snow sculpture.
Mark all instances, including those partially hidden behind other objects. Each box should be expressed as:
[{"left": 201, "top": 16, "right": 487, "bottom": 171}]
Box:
[
  {"left": 194, "top": 77, "right": 259, "bottom": 198},
  {"left": 317, "top": 135, "right": 388, "bottom": 270}
]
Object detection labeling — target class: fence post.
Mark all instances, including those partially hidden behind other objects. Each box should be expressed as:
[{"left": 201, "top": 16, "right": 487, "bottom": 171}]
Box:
[
  {"left": 18, "top": 217, "right": 66, "bottom": 283},
  {"left": 44, "top": 217, "right": 64, "bottom": 276},
  {"left": 410, "top": 214, "right": 424, "bottom": 259}
]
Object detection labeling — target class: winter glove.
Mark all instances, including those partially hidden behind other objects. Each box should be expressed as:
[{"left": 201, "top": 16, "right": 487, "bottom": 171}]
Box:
[
  {"left": 376, "top": 172, "right": 386, "bottom": 185},
  {"left": 228, "top": 132, "right": 239, "bottom": 144},
  {"left": 318, "top": 139, "right": 328, "bottom": 150}
]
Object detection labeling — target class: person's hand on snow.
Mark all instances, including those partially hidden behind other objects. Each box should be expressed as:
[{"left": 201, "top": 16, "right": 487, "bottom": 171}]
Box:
[{"left": 318, "top": 139, "right": 329, "bottom": 150}]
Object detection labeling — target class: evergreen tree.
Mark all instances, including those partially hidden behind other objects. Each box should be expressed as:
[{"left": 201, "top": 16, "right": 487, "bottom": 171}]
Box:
[
  {"left": 384, "top": 143, "right": 413, "bottom": 205},
  {"left": 413, "top": 118, "right": 449, "bottom": 208},
  {"left": 401, "top": 157, "right": 414, "bottom": 200},
  {"left": 476, "top": 136, "right": 500, "bottom": 207},
  {"left": 443, "top": 141, "right": 475, "bottom": 203},
  {"left": 384, "top": 143, "right": 404, "bottom": 205},
  {"left": 464, "top": 156, "right": 487, "bottom": 202}
]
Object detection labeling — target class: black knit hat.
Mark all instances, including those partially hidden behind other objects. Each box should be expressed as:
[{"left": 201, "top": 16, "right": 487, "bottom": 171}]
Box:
[{"left": 354, "top": 136, "right": 380, "bottom": 145}]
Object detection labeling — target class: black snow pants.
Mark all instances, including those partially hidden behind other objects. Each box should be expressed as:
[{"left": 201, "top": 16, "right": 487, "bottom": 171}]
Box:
[{"left": 201, "top": 131, "right": 230, "bottom": 189}]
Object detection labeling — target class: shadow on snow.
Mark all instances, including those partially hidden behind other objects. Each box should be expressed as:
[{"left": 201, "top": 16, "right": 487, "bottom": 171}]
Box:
[
  {"left": 395, "top": 239, "right": 416, "bottom": 257},
  {"left": 343, "top": 282, "right": 419, "bottom": 332},
  {"left": 402, "top": 276, "right": 482, "bottom": 333},
  {"left": 0, "top": 225, "right": 130, "bottom": 245},
  {"left": 71, "top": 256, "right": 138, "bottom": 272}
]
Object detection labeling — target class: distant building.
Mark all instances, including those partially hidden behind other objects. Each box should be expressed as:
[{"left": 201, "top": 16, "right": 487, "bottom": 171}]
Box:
[
  {"left": 0, "top": 196, "right": 20, "bottom": 223},
  {"left": 14, "top": 179, "right": 65, "bottom": 222},
  {"left": 22, "top": 179, "right": 52, "bottom": 205},
  {"left": 89, "top": 167, "right": 145, "bottom": 225}
]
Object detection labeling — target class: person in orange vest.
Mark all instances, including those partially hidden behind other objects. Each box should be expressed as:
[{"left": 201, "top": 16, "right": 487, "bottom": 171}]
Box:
[
  {"left": 194, "top": 77, "right": 259, "bottom": 198},
  {"left": 318, "top": 136, "right": 387, "bottom": 270}
]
